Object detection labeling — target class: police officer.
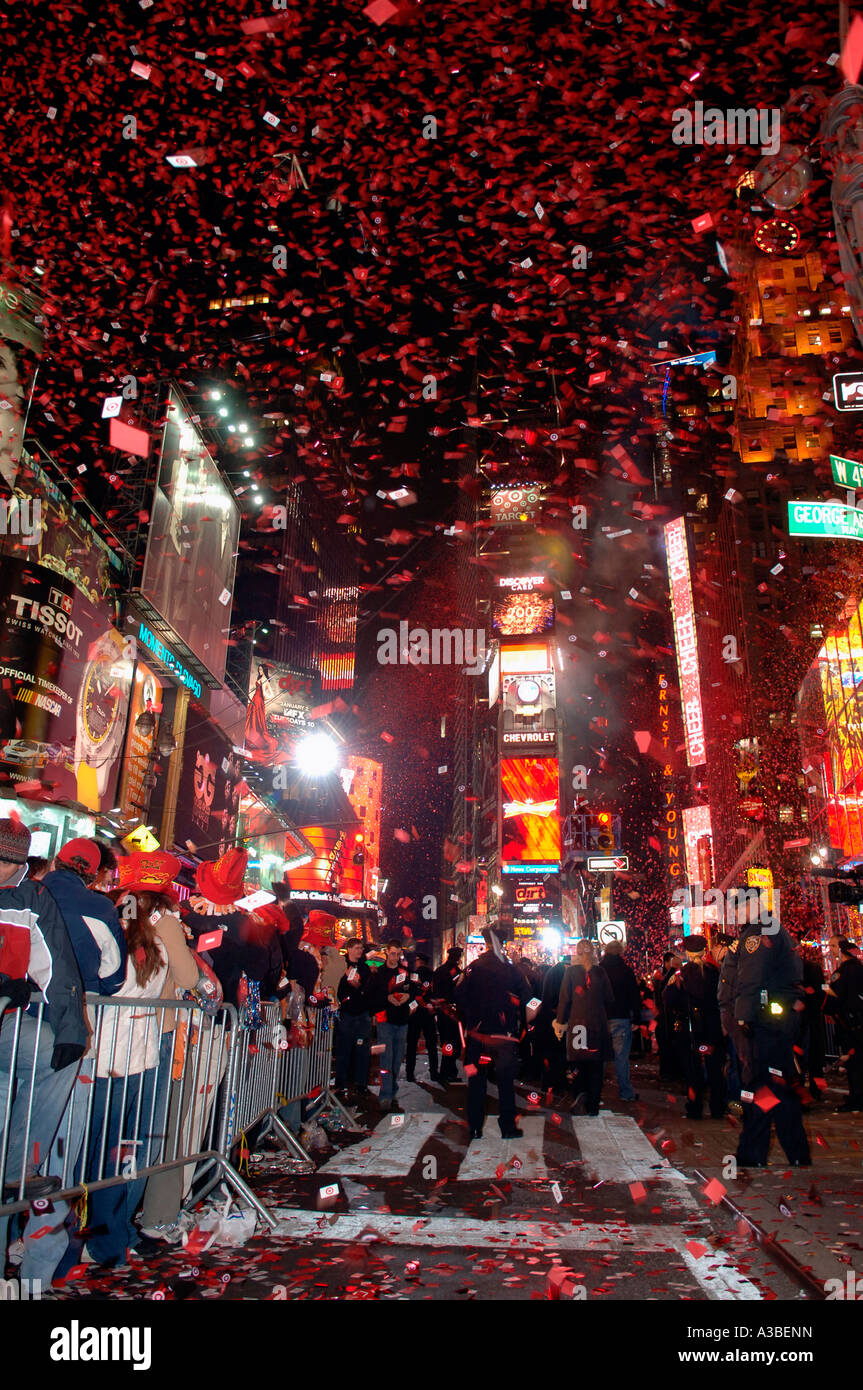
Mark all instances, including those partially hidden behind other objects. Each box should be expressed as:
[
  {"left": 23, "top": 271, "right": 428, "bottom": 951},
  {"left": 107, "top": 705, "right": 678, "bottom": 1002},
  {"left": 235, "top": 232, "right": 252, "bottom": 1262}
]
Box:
[
  {"left": 405, "top": 951, "right": 439, "bottom": 1084},
  {"left": 454, "top": 927, "right": 530, "bottom": 1140},
  {"left": 824, "top": 938, "right": 863, "bottom": 1113},
  {"left": 732, "top": 912, "right": 810, "bottom": 1167},
  {"left": 662, "top": 936, "right": 726, "bottom": 1120}
]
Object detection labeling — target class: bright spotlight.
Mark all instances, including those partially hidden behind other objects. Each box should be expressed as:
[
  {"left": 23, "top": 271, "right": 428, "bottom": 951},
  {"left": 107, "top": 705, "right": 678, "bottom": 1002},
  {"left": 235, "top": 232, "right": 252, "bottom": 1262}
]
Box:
[
  {"left": 296, "top": 732, "right": 339, "bottom": 776},
  {"left": 210, "top": 390, "right": 222, "bottom": 401},
  {"left": 218, "top": 407, "right": 228, "bottom": 417}
]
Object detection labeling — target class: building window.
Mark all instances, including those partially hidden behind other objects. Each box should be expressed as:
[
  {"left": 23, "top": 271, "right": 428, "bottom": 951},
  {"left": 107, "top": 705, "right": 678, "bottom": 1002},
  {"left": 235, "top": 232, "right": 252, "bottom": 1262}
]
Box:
[
  {"left": 778, "top": 805, "right": 795, "bottom": 822},
  {"left": 829, "top": 329, "right": 843, "bottom": 344},
  {"left": 807, "top": 332, "right": 822, "bottom": 346},
  {"left": 794, "top": 266, "right": 807, "bottom": 279}
]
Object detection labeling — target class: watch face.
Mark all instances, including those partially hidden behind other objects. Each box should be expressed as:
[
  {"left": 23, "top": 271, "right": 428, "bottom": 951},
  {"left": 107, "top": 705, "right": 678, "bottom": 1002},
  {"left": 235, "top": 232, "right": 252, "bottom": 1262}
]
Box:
[
  {"left": 516, "top": 679, "right": 541, "bottom": 705},
  {"left": 82, "top": 659, "right": 121, "bottom": 745}
]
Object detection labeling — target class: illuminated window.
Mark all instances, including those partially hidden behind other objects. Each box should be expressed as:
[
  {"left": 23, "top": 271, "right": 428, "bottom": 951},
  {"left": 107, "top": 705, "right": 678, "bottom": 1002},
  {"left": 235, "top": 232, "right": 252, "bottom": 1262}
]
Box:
[{"left": 779, "top": 805, "right": 795, "bottom": 822}]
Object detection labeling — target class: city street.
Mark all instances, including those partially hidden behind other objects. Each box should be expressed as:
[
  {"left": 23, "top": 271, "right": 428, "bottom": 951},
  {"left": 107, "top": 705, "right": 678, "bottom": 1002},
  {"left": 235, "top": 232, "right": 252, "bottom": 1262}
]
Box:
[{"left": 50, "top": 1051, "right": 862, "bottom": 1304}]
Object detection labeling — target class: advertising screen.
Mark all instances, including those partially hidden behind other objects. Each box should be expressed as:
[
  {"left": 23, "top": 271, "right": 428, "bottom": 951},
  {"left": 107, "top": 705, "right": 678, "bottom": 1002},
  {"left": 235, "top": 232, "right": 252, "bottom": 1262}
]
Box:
[
  {"left": 501, "top": 756, "right": 561, "bottom": 863},
  {"left": 501, "top": 670, "right": 556, "bottom": 749},
  {"left": 665, "top": 517, "right": 706, "bottom": 767},
  {"left": 489, "top": 484, "right": 543, "bottom": 526},
  {"left": 140, "top": 390, "right": 241, "bottom": 683},
  {"left": 492, "top": 591, "right": 555, "bottom": 637},
  {"left": 0, "top": 559, "right": 131, "bottom": 812},
  {"left": 243, "top": 660, "right": 315, "bottom": 764},
  {"left": 118, "top": 659, "right": 163, "bottom": 821}
]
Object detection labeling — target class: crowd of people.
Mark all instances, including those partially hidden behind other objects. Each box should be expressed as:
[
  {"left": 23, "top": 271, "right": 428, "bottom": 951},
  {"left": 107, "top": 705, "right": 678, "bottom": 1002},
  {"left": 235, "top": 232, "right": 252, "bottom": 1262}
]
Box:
[{"left": 2, "top": 817, "right": 863, "bottom": 1288}]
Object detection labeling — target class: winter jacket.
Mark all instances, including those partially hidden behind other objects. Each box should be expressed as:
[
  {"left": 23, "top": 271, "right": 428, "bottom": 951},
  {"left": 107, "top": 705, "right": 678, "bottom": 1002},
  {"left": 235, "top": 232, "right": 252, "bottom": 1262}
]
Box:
[
  {"left": 717, "top": 944, "right": 738, "bottom": 1033},
  {"left": 182, "top": 904, "right": 270, "bottom": 1009},
  {"left": 829, "top": 955, "right": 863, "bottom": 1033},
  {"left": 94, "top": 942, "right": 169, "bottom": 1078},
  {"left": 42, "top": 866, "right": 127, "bottom": 996},
  {"left": 662, "top": 961, "right": 724, "bottom": 1046},
  {"left": 368, "top": 961, "right": 416, "bottom": 1026},
  {"left": 556, "top": 963, "right": 613, "bottom": 1062},
  {"left": 599, "top": 952, "right": 642, "bottom": 1021},
  {"left": 337, "top": 958, "right": 372, "bottom": 1016},
  {"left": 541, "top": 961, "right": 569, "bottom": 1018},
  {"left": 731, "top": 921, "right": 803, "bottom": 1028},
  {"left": 454, "top": 949, "right": 529, "bottom": 1040},
  {"left": 0, "top": 865, "right": 86, "bottom": 1050}
]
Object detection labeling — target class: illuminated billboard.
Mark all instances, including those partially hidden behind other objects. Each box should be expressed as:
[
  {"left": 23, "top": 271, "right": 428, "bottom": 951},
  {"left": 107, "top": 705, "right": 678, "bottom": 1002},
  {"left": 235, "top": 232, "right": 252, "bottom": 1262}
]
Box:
[
  {"left": 500, "top": 643, "right": 551, "bottom": 674},
  {"left": 501, "top": 670, "right": 556, "bottom": 749},
  {"left": 140, "top": 389, "right": 241, "bottom": 684},
  {"left": 682, "top": 804, "right": 714, "bottom": 886},
  {"left": 243, "top": 660, "right": 315, "bottom": 763},
  {"left": 489, "top": 485, "right": 543, "bottom": 526},
  {"left": 492, "top": 591, "right": 555, "bottom": 637},
  {"left": 665, "top": 517, "right": 706, "bottom": 767},
  {"left": 501, "top": 757, "right": 561, "bottom": 863}
]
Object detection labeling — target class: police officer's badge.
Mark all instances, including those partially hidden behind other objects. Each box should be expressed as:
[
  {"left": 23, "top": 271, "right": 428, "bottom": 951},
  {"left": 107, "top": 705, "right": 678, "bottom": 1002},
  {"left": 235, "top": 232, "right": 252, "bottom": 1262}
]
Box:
[{"left": 744, "top": 935, "right": 761, "bottom": 953}]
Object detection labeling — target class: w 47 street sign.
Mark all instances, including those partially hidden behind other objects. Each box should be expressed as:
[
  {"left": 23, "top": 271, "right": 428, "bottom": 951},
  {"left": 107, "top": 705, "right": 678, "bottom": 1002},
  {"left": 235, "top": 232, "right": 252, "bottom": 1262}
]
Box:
[
  {"left": 587, "top": 854, "right": 629, "bottom": 872},
  {"left": 830, "top": 454, "right": 863, "bottom": 488}
]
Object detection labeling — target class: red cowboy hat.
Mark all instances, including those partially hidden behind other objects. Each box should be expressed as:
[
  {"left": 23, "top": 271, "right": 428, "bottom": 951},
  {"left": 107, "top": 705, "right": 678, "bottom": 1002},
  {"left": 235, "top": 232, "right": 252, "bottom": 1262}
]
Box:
[
  {"left": 195, "top": 848, "right": 249, "bottom": 907},
  {"left": 305, "top": 910, "right": 337, "bottom": 948},
  {"left": 116, "top": 850, "right": 181, "bottom": 904}
]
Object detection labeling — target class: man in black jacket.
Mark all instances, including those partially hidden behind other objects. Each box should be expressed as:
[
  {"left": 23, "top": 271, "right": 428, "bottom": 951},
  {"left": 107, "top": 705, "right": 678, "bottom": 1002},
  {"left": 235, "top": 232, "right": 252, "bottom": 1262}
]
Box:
[
  {"left": 652, "top": 950, "right": 682, "bottom": 1078},
  {"left": 455, "top": 927, "right": 530, "bottom": 1139},
  {"left": 662, "top": 936, "right": 726, "bottom": 1120},
  {"left": 432, "top": 947, "right": 464, "bottom": 1084},
  {"left": 600, "top": 941, "right": 642, "bottom": 1102},
  {"left": 368, "top": 940, "right": 415, "bottom": 1112},
  {"left": 825, "top": 939, "right": 863, "bottom": 1113},
  {"left": 732, "top": 916, "right": 810, "bottom": 1167},
  {"left": 0, "top": 818, "right": 87, "bottom": 1287},
  {"left": 334, "top": 938, "right": 373, "bottom": 1096},
  {"left": 406, "top": 951, "right": 439, "bottom": 1084}
]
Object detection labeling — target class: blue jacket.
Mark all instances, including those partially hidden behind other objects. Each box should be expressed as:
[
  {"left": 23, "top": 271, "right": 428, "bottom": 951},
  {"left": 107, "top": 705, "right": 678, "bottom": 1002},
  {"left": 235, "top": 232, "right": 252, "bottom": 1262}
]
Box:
[{"left": 41, "top": 867, "right": 127, "bottom": 995}]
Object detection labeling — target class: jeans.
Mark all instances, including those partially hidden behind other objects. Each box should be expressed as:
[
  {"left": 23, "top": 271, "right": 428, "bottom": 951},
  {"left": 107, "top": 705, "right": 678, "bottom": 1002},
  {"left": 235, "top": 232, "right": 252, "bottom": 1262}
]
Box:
[
  {"left": 608, "top": 1018, "right": 635, "bottom": 1100},
  {"left": 83, "top": 1067, "right": 157, "bottom": 1264},
  {"left": 0, "top": 1010, "right": 79, "bottom": 1286},
  {"left": 406, "top": 1008, "right": 439, "bottom": 1081},
  {"left": 465, "top": 1036, "right": 518, "bottom": 1135},
  {"left": 334, "top": 1012, "right": 371, "bottom": 1089},
  {"left": 377, "top": 1022, "right": 408, "bottom": 1102}
]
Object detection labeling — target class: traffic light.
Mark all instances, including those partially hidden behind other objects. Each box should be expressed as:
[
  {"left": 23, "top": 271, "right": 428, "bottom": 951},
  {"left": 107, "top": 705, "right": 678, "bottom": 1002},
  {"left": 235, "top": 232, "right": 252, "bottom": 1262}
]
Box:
[
  {"left": 828, "top": 879, "right": 863, "bottom": 905},
  {"left": 352, "top": 832, "right": 365, "bottom": 866},
  {"left": 596, "top": 812, "right": 614, "bottom": 853}
]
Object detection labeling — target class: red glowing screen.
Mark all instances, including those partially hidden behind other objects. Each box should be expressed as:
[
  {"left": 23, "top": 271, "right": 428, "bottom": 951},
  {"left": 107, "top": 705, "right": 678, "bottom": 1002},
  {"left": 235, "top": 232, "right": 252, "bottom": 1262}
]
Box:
[{"left": 500, "top": 757, "right": 561, "bottom": 862}]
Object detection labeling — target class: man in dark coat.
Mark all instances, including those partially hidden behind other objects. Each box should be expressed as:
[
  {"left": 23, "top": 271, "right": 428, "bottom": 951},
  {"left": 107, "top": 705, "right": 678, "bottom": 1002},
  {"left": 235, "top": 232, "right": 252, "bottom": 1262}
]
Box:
[
  {"left": 732, "top": 916, "right": 810, "bottom": 1167},
  {"left": 406, "top": 951, "right": 439, "bottom": 1084},
  {"left": 600, "top": 940, "right": 642, "bottom": 1102},
  {"left": 432, "top": 947, "right": 464, "bottom": 1084},
  {"left": 662, "top": 935, "right": 726, "bottom": 1119},
  {"left": 824, "top": 939, "right": 863, "bottom": 1113},
  {"left": 537, "top": 950, "right": 574, "bottom": 1092},
  {"left": 652, "top": 950, "right": 683, "bottom": 1078},
  {"left": 454, "top": 927, "right": 530, "bottom": 1139},
  {"left": 553, "top": 938, "right": 613, "bottom": 1115}
]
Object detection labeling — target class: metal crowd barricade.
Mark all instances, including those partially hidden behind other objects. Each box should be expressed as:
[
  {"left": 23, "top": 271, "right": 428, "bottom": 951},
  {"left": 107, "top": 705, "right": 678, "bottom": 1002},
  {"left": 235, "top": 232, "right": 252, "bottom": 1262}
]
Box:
[
  {"left": 0, "top": 992, "right": 275, "bottom": 1229},
  {"left": 217, "top": 1000, "right": 357, "bottom": 1160}
]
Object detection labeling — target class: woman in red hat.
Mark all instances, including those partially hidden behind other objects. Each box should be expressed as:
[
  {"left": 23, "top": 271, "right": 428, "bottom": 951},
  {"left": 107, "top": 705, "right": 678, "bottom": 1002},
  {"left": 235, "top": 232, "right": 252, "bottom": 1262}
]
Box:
[
  {"left": 181, "top": 848, "right": 271, "bottom": 1013},
  {"left": 76, "top": 851, "right": 199, "bottom": 1269}
]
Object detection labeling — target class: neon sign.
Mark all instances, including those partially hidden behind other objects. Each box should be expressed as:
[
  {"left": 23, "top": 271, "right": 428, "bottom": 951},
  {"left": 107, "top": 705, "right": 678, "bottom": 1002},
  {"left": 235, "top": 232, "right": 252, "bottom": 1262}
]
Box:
[{"left": 665, "top": 518, "right": 706, "bottom": 766}]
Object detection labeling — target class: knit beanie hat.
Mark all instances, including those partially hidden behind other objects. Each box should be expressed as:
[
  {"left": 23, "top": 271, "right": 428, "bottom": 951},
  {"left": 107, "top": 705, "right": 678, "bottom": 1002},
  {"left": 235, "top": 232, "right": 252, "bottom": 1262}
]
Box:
[{"left": 0, "top": 817, "right": 32, "bottom": 865}]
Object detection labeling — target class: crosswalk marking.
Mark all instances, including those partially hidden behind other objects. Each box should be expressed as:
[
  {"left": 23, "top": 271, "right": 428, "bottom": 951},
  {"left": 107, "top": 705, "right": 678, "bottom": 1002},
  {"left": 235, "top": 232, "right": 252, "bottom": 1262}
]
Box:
[
  {"left": 456, "top": 1115, "right": 548, "bottom": 1182},
  {"left": 270, "top": 1209, "right": 762, "bottom": 1300},
  {"left": 571, "top": 1113, "right": 687, "bottom": 1183},
  {"left": 317, "top": 1113, "right": 440, "bottom": 1177}
]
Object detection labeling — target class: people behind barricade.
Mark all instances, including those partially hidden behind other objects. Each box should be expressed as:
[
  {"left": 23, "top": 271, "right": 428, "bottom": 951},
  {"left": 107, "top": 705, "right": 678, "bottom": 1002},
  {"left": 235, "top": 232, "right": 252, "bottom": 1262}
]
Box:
[
  {"left": 0, "top": 818, "right": 87, "bottom": 1290},
  {"left": 42, "top": 837, "right": 128, "bottom": 998},
  {"left": 182, "top": 849, "right": 270, "bottom": 1019},
  {"left": 70, "top": 851, "right": 200, "bottom": 1269},
  {"left": 334, "top": 937, "right": 373, "bottom": 1099}
]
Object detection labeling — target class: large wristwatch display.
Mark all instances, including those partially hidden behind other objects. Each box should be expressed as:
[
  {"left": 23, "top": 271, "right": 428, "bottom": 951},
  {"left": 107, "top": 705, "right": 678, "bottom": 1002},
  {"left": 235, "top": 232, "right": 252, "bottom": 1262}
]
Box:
[{"left": 74, "top": 629, "right": 131, "bottom": 808}]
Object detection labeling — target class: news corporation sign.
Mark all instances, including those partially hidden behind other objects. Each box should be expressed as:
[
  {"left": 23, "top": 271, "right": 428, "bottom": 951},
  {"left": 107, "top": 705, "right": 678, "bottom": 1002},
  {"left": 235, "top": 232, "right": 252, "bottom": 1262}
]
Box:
[{"left": 787, "top": 499, "right": 863, "bottom": 542}]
